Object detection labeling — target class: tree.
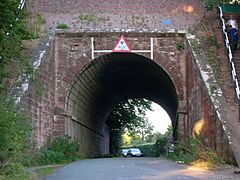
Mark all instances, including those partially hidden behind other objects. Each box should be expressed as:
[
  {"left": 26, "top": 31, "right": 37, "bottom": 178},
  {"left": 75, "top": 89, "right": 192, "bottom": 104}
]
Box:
[
  {"left": 106, "top": 98, "right": 152, "bottom": 153},
  {"left": 0, "top": 1, "right": 32, "bottom": 177},
  {"left": 0, "top": 0, "right": 32, "bottom": 92},
  {"left": 154, "top": 125, "right": 173, "bottom": 156},
  {"left": 128, "top": 117, "right": 153, "bottom": 141}
]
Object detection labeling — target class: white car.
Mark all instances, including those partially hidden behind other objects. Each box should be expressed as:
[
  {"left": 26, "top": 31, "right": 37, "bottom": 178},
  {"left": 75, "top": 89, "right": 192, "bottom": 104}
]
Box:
[
  {"left": 121, "top": 149, "right": 129, "bottom": 157},
  {"left": 127, "top": 148, "right": 143, "bottom": 157}
]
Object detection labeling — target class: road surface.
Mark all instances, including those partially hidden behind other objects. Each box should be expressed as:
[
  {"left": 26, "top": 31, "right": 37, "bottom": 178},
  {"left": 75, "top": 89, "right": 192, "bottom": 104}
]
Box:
[{"left": 44, "top": 157, "right": 240, "bottom": 180}]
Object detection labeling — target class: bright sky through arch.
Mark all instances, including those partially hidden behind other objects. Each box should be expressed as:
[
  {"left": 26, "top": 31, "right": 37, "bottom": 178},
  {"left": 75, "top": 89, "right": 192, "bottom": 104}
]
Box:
[{"left": 146, "top": 102, "right": 171, "bottom": 134}]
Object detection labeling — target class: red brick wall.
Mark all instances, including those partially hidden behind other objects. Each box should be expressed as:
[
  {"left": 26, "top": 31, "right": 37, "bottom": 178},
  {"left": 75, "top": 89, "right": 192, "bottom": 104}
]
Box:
[
  {"left": 23, "top": 38, "right": 56, "bottom": 148},
  {"left": 186, "top": 47, "right": 235, "bottom": 163},
  {"left": 24, "top": 32, "right": 234, "bottom": 161}
]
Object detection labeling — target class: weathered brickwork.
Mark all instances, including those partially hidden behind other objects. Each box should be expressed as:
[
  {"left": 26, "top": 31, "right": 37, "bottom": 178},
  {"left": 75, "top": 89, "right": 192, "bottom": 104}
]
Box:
[
  {"left": 185, "top": 44, "right": 235, "bottom": 163},
  {"left": 24, "top": 31, "right": 235, "bottom": 162},
  {"left": 23, "top": 38, "right": 56, "bottom": 148}
]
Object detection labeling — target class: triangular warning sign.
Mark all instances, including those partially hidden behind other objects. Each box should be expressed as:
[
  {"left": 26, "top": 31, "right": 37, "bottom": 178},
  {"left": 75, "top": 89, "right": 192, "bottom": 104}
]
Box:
[{"left": 112, "top": 35, "right": 131, "bottom": 52}]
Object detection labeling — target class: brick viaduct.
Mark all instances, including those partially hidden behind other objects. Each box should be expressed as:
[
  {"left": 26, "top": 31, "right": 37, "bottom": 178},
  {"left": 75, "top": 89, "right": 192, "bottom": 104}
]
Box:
[{"left": 20, "top": 31, "right": 239, "bottom": 164}]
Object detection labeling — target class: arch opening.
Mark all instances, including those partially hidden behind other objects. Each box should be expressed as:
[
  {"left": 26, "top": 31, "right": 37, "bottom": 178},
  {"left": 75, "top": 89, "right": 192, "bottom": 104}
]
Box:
[
  {"left": 66, "top": 53, "right": 178, "bottom": 157},
  {"left": 106, "top": 98, "right": 172, "bottom": 154}
]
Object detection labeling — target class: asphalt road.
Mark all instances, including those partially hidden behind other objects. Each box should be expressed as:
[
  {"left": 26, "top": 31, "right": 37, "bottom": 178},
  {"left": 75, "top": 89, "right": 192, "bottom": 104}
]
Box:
[{"left": 44, "top": 157, "right": 240, "bottom": 180}]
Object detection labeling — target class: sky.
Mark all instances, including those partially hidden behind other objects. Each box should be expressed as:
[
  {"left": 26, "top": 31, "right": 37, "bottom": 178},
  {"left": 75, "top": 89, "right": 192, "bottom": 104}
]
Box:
[{"left": 145, "top": 102, "right": 171, "bottom": 134}]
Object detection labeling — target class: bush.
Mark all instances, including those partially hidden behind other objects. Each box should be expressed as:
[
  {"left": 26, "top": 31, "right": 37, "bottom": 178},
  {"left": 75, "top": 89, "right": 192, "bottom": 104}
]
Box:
[
  {"left": 154, "top": 137, "right": 168, "bottom": 156},
  {"left": 56, "top": 23, "right": 69, "bottom": 29},
  {"left": 204, "top": 0, "right": 219, "bottom": 11},
  {"left": 25, "top": 136, "right": 82, "bottom": 166},
  {"left": 167, "top": 136, "right": 225, "bottom": 165},
  {"left": 0, "top": 97, "right": 30, "bottom": 177}
]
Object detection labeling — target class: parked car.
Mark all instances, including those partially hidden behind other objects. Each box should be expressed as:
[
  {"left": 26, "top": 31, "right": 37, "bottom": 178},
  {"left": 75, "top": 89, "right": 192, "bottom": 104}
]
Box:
[
  {"left": 121, "top": 149, "right": 129, "bottom": 157},
  {"left": 127, "top": 148, "right": 143, "bottom": 157}
]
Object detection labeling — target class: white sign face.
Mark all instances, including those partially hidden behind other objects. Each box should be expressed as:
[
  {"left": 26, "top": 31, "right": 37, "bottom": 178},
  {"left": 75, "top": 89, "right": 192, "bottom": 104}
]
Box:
[{"left": 112, "top": 35, "right": 131, "bottom": 52}]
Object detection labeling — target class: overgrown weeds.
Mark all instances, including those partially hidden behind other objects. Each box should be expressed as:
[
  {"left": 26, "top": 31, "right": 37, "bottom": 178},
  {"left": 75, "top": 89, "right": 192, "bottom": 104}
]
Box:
[
  {"left": 79, "top": 13, "right": 108, "bottom": 24},
  {"left": 168, "top": 136, "right": 225, "bottom": 167},
  {"left": 204, "top": 0, "right": 219, "bottom": 11},
  {"left": 23, "top": 136, "right": 83, "bottom": 166},
  {"left": 36, "top": 167, "right": 55, "bottom": 176},
  {"left": 56, "top": 23, "right": 69, "bottom": 29},
  {"left": 0, "top": 97, "right": 30, "bottom": 179},
  {"left": 27, "top": 13, "right": 45, "bottom": 38}
]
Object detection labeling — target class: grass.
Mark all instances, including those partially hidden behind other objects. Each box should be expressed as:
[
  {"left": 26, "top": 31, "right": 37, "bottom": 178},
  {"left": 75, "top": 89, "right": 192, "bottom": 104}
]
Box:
[
  {"left": 30, "top": 13, "right": 46, "bottom": 38},
  {"left": 167, "top": 137, "right": 225, "bottom": 166},
  {"left": 205, "top": 35, "right": 220, "bottom": 49},
  {"left": 176, "top": 42, "right": 185, "bottom": 50},
  {"left": 190, "top": 40, "right": 201, "bottom": 54},
  {"left": 56, "top": 23, "right": 69, "bottom": 29},
  {"left": 79, "top": 13, "right": 107, "bottom": 24},
  {"left": 168, "top": 152, "right": 195, "bottom": 164},
  {"left": 36, "top": 167, "right": 55, "bottom": 176},
  {"left": 210, "top": 85, "right": 218, "bottom": 95}
]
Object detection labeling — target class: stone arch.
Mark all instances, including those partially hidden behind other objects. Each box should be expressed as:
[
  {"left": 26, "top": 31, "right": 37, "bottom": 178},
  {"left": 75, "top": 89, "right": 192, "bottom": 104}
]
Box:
[{"left": 63, "top": 52, "right": 183, "bottom": 156}]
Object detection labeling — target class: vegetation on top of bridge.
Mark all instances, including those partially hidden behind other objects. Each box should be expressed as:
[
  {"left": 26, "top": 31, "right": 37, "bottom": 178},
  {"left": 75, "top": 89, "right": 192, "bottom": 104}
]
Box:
[{"left": 204, "top": 0, "right": 239, "bottom": 10}]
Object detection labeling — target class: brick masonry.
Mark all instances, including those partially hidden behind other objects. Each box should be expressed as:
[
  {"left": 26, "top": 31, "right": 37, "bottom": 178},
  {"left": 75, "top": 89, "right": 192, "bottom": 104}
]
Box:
[{"left": 23, "top": 31, "right": 236, "bottom": 162}]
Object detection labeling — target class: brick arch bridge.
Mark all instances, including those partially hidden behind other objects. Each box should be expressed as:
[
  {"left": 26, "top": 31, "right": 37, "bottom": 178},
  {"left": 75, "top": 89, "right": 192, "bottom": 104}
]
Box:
[
  {"left": 23, "top": 31, "right": 235, "bottom": 162},
  {"left": 66, "top": 52, "right": 180, "bottom": 156}
]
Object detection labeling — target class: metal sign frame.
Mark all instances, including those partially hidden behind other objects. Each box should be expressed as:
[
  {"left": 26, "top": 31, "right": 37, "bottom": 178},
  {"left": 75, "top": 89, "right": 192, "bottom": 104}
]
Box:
[{"left": 91, "top": 37, "right": 154, "bottom": 60}]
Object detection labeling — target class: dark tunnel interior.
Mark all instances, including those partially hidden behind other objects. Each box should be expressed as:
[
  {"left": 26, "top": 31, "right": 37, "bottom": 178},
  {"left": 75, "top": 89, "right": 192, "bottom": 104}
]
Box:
[
  {"left": 66, "top": 52, "right": 179, "bottom": 155},
  {"left": 67, "top": 52, "right": 178, "bottom": 131}
]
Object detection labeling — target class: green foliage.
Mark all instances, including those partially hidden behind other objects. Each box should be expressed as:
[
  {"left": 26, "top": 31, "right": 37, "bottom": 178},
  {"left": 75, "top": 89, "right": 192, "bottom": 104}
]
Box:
[
  {"left": 0, "top": 0, "right": 35, "bottom": 178},
  {"left": 129, "top": 134, "right": 143, "bottom": 145},
  {"left": 0, "top": 0, "right": 30, "bottom": 58},
  {"left": 176, "top": 42, "right": 184, "bottom": 50},
  {"left": 79, "top": 13, "right": 107, "bottom": 24},
  {"left": 168, "top": 136, "right": 225, "bottom": 165},
  {"left": 0, "top": 0, "right": 47, "bottom": 178},
  {"left": 210, "top": 85, "right": 217, "bottom": 95},
  {"left": 106, "top": 99, "right": 152, "bottom": 153},
  {"left": 204, "top": 0, "right": 219, "bottom": 11},
  {"left": 122, "top": 126, "right": 173, "bottom": 157},
  {"left": 0, "top": 0, "right": 34, "bottom": 92},
  {"left": 128, "top": 117, "right": 154, "bottom": 141},
  {"left": 29, "top": 70, "right": 45, "bottom": 97},
  {"left": 205, "top": 35, "right": 220, "bottom": 49},
  {"left": 190, "top": 40, "right": 201, "bottom": 54},
  {"left": 29, "top": 13, "right": 45, "bottom": 38},
  {"left": 56, "top": 23, "right": 69, "bottom": 29},
  {"left": 0, "top": 97, "right": 30, "bottom": 177},
  {"left": 206, "top": 50, "right": 221, "bottom": 80},
  {"left": 36, "top": 167, "right": 55, "bottom": 176},
  {"left": 35, "top": 14, "right": 46, "bottom": 25},
  {"left": 153, "top": 126, "right": 173, "bottom": 156},
  {"left": 221, "top": 0, "right": 240, "bottom": 4},
  {"left": 154, "top": 137, "right": 168, "bottom": 156},
  {"left": 24, "top": 136, "right": 82, "bottom": 166},
  {"left": 168, "top": 151, "right": 195, "bottom": 163}
]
